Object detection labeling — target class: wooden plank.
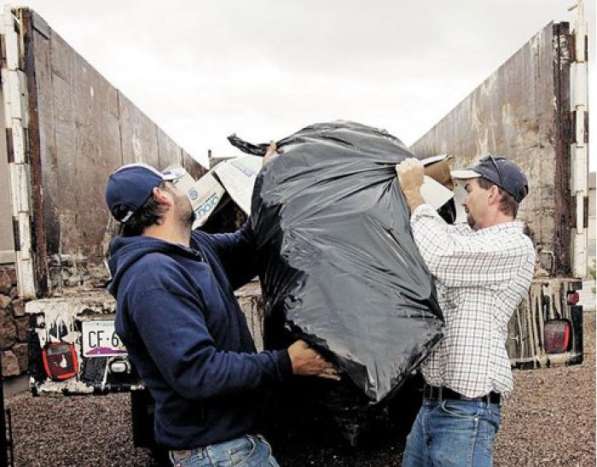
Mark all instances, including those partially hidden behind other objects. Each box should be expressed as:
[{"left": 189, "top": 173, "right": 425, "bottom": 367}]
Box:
[{"left": 410, "top": 22, "right": 572, "bottom": 274}]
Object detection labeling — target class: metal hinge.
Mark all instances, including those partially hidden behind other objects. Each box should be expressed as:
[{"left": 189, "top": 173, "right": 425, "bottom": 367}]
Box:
[
  {"left": 12, "top": 217, "right": 20, "bottom": 251},
  {"left": 5, "top": 128, "right": 13, "bottom": 163},
  {"left": 0, "top": 34, "right": 5, "bottom": 68},
  {"left": 569, "top": 110, "right": 589, "bottom": 145},
  {"left": 23, "top": 127, "right": 30, "bottom": 164},
  {"left": 567, "top": 26, "right": 588, "bottom": 65}
]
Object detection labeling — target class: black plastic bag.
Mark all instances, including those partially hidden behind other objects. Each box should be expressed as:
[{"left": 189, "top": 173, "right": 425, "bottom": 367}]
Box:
[{"left": 229, "top": 121, "right": 443, "bottom": 406}]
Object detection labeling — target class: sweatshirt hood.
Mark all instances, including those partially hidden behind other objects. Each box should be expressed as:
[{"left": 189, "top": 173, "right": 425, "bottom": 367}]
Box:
[{"left": 107, "top": 235, "right": 200, "bottom": 297}]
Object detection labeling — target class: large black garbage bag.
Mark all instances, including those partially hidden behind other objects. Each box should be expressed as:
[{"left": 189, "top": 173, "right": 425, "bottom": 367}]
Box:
[
  {"left": 230, "top": 121, "right": 443, "bottom": 400},
  {"left": 229, "top": 121, "right": 443, "bottom": 436}
]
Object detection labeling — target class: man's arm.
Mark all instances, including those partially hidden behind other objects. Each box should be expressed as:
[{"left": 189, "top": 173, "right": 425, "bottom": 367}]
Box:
[
  {"left": 396, "top": 159, "right": 533, "bottom": 288},
  {"left": 408, "top": 205, "right": 532, "bottom": 288},
  {"left": 200, "top": 222, "right": 258, "bottom": 290},
  {"left": 197, "top": 142, "right": 281, "bottom": 290}
]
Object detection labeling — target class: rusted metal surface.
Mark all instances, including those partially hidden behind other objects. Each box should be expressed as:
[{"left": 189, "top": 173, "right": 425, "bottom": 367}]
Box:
[
  {"left": 411, "top": 22, "right": 573, "bottom": 276},
  {"left": 19, "top": 8, "right": 197, "bottom": 295},
  {"left": 118, "top": 93, "right": 159, "bottom": 166},
  {"left": 156, "top": 127, "right": 182, "bottom": 168},
  {"left": 23, "top": 11, "right": 48, "bottom": 294}
]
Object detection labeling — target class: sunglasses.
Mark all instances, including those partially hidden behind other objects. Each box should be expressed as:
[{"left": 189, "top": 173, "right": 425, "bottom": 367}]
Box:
[{"left": 480, "top": 155, "right": 504, "bottom": 187}]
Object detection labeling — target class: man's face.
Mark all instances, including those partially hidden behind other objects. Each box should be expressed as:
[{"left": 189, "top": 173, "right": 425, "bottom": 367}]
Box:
[
  {"left": 165, "top": 182, "right": 196, "bottom": 226},
  {"left": 463, "top": 179, "right": 489, "bottom": 230}
]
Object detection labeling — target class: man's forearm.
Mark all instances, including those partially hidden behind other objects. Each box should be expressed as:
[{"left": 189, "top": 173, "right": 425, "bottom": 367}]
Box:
[{"left": 402, "top": 188, "right": 425, "bottom": 212}]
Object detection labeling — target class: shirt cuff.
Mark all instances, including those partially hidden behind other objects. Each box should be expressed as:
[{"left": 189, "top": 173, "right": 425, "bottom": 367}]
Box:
[
  {"left": 411, "top": 203, "right": 436, "bottom": 221},
  {"left": 275, "top": 349, "right": 293, "bottom": 381}
]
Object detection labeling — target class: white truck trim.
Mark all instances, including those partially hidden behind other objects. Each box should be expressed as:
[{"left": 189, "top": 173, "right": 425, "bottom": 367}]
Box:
[
  {"left": 0, "top": 7, "right": 36, "bottom": 298},
  {"left": 570, "top": 0, "right": 589, "bottom": 278}
]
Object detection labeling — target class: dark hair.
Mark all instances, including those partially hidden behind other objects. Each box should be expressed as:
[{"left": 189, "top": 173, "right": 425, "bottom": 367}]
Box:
[
  {"left": 119, "top": 182, "right": 167, "bottom": 236},
  {"left": 477, "top": 177, "right": 519, "bottom": 218}
]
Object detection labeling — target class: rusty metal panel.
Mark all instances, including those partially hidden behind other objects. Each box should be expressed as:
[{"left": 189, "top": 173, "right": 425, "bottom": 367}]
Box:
[
  {"left": 27, "top": 25, "right": 58, "bottom": 263},
  {"left": 23, "top": 9, "right": 196, "bottom": 295},
  {"left": 156, "top": 128, "right": 182, "bottom": 169},
  {"left": 118, "top": 94, "right": 159, "bottom": 166},
  {"left": 411, "top": 22, "right": 573, "bottom": 275}
]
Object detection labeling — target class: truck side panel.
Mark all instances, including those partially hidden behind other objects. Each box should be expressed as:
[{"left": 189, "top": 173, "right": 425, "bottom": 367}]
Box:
[
  {"left": 410, "top": 22, "right": 584, "bottom": 368},
  {"left": 21, "top": 10, "right": 206, "bottom": 295},
  {"left": 410, "top": 22, "right": 573, "bottom": 276}
]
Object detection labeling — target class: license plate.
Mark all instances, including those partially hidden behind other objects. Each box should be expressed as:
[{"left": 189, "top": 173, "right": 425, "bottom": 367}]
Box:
[{"left": 81, "top": 320, "right": 127, "bottom": 358}]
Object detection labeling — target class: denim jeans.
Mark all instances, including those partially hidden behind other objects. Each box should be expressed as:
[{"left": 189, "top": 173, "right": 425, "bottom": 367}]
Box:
[
  {"left": 402, "top": 399, "right": 501, "bottom": 467},
  {"left": 168, "top": 434, "right": 279, "bottom": 467}
]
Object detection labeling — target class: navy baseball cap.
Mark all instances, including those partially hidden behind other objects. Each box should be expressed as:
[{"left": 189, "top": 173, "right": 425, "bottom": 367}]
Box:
[
  {"left": 105, "top": 163, "right": 180, "bottom": 223},
  {"left": 451, "top": 155, "right": 529, "bottom": 203}
]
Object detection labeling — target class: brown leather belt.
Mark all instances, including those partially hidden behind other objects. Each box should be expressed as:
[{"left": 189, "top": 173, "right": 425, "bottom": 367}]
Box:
[{"left": 423, "top": 385, "right": 501, "bottom": 405}]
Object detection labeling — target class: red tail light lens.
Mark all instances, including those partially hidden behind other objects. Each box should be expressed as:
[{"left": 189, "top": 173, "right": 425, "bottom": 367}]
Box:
[
  {"left": 42, "top": 343, "right": 79, "bottom": 381},
  {"left": 567, "top": 291, "right": 580, "bottom": 305},
  {"left": 544, "top": 320, "right": 571, "bottom": 354}
]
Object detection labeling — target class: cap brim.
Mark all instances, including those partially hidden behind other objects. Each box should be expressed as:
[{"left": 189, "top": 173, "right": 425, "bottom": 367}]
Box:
[
  {"left": 162, "top": 173, "right": 178, "bottom": 181},
  {"left": 451, "top": 169, "right": 480, "bottom": 180},
  {"left": 161, "top": 167, "right": 186, "bottom": 181}
]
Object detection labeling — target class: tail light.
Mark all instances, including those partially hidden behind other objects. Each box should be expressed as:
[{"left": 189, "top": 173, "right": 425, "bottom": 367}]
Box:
[
  {"left": 42, "top": 343, "right": 79, "bottom": 381},
  {"left": 544, "top": 320, "right": 571, "bottom": 354},
  {"left": 567, "top": 291, "right": 580, "bottom": 305}
]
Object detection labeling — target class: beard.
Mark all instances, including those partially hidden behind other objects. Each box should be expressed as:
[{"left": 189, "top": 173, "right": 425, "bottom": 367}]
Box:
[
  {"left": 163, "top": 183, "right": 196, "bottom": 228},
  {"left": 466, "top": 212, "right": 479, "bottom": 230},
  {"left": 173, "top": 193, "right": 195, "bottom": 228},
  {"left": 179, "top": 199, "right": 196, "bottom": 227}
]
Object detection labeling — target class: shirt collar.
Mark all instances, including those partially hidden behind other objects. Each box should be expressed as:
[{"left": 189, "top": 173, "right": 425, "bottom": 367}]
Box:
[{"left": 477, "top": 221, "right": 525, "bottom": 233}]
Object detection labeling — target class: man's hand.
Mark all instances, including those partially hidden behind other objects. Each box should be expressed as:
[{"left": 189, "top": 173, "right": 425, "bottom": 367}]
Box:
[
  {"left": 288, "top": 340, "right": 340, "bottom": 381},
  {"left": 263, "top": 141, "right": 280, "bottom": 165},
  {"left": 395, "top": 158, "right": 425, "bottom": 211}
]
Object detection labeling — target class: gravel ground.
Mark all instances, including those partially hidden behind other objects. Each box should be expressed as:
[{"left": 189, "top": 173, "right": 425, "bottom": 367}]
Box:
[{"left": 6, "top": 312, "right": 595, "bottom": 466}]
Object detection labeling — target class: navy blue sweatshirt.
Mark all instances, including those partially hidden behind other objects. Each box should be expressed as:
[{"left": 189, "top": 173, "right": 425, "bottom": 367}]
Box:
[{"left": 107, "top": 224, "right": 292, "bottom": 449}]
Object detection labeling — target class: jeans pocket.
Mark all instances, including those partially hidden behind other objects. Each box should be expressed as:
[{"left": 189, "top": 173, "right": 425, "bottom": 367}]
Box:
[
  {"left": 439, "top": 400, "right": 482, "bottom": 419},
  {"left": 229, "top": 436, "right": 257, "bottom": 466},
  {"left": 482, "top": 404, "right": 502, "bottom": 432},
  {"left": 169, "top": 449, "right": 203, "bottom": 467}
]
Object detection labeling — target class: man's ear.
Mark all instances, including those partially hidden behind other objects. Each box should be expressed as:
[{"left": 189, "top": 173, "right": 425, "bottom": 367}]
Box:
[
  {"left": 487, "top": 185, "right": 501, "bottom": 205},
  {"left": 152, "top": 186, "right": 173, "bottom": 208}
]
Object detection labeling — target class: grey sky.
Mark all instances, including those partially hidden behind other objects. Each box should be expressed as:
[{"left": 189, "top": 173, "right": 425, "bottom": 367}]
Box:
[{"left": 9, "top": 0, "right": 596, "bottom": 168}]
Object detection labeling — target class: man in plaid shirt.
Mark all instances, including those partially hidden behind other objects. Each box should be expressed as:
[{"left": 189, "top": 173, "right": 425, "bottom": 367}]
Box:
[{"left": 396, "top": 155, "right": 535, "bottom": 467}]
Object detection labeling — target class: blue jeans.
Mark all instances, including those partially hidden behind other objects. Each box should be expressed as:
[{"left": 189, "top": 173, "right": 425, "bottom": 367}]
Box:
[
  {"left": 402, "top": 399, "right": 501, "bottom": 467},
  {"left": 168, "top": 434, "right": 279, "bottom": 467}
]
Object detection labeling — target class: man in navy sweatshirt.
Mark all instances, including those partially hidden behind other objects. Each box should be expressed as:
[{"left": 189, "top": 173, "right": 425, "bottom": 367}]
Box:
[{"left": 105, "top": 158, "right": 336, "bottom": 466}]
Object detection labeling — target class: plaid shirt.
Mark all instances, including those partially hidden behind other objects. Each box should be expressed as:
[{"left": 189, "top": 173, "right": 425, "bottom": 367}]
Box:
[{"left": 411, "top": 204, "right": 535, "bottom": 398}]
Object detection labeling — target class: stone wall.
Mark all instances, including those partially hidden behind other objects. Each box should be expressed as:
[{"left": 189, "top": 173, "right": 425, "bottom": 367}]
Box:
[{"left": 0, "top": 265, "right": 28, "bottom": 377}]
